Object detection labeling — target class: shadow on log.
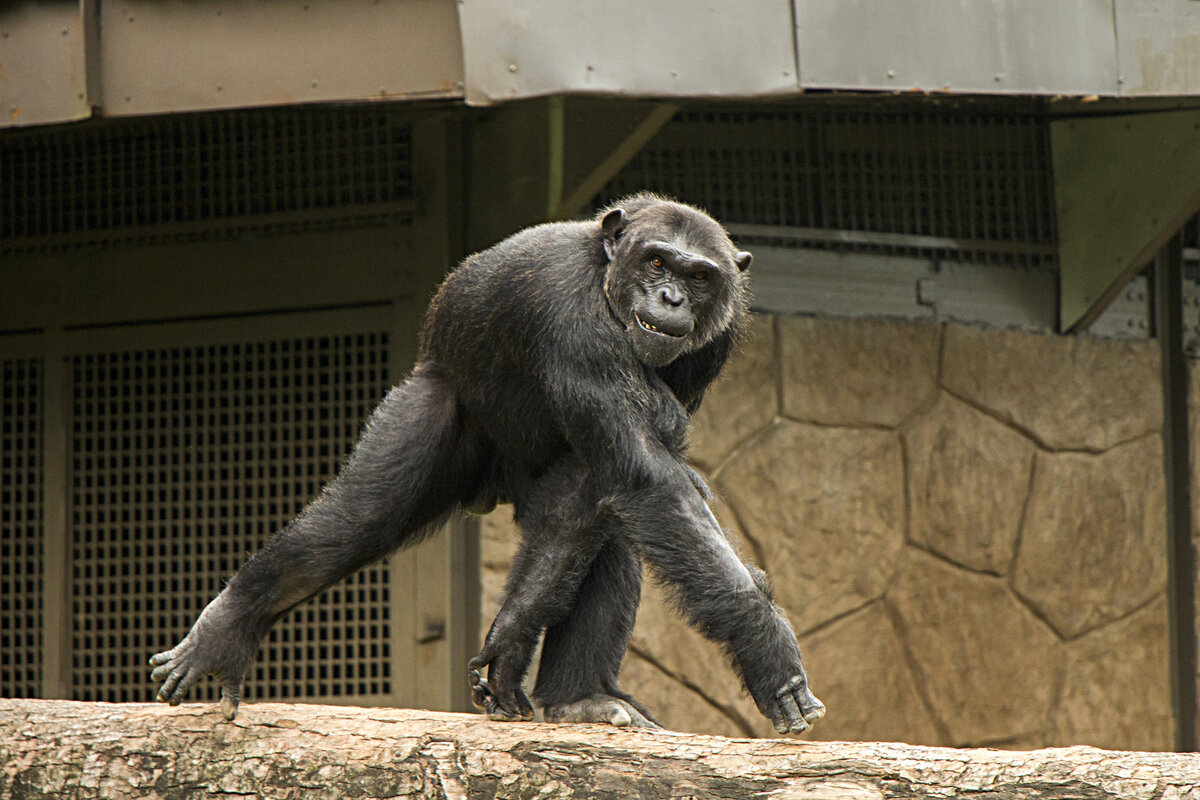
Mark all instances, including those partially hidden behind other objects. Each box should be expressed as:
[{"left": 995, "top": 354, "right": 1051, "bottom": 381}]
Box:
[{"left": 2, "top": 699, "right": 1198, "bottom": 799}]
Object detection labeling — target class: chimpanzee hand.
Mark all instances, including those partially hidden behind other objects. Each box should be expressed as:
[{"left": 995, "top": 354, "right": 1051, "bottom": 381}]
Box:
[
  {"left": 148, "top": 593, "right": 257, "bottom": 721},
  {"left": 467, "top": 649, "right": 534, "bottom": 722},
  {"left": 769, "top": 674, "right": 826, "bottom": 734}
]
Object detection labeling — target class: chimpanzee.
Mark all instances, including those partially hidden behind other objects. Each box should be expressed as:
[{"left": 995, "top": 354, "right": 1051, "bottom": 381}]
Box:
[{"left": 150, "top": 193, "right": 825, "bottom": 734}]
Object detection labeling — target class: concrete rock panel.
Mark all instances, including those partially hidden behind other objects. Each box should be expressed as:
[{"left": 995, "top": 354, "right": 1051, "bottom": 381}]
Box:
[
  {"left": 801, "top": 602, "right": 942, "bottom": 745},
  {"left": 779, "top": 316, "right": 940, "bottom": 428},
  {"left": 886, "top": 549, "right": 1064, "bottom": 745},
  {"left": 618, "top": 653, "right": 759, "bottom": 737},
  {"left": 904, "top": 394, "right": 1037, "bottom": 574},
  {"left": 941, "top": 323, "right": 1160, "bottom": 452},
  {"left": 1054, "top": 595, "right": 1172, "bottom": 751},
  {"left": 717, "top": 419, "right": 906, "bottom": 632},
  {"left": 688, "top": 314, "right": 777, "bottom": 471},
  {"left": 1014, "top": 437, "right": 1167, "bottom": 640}
]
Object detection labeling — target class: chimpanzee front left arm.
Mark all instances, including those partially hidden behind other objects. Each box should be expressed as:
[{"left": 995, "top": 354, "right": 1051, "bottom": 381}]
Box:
[{"left": 473, "top": 365, "right": 824, "bottom": 733}]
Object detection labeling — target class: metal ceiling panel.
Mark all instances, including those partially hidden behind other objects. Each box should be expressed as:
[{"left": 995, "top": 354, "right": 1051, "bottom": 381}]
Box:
[
  {"left": 100, "top": 0, "right": 463, "bottom": 115},
  {"left": 1116, "top": 0, "right": 1200, "bottom": 96},
  {"left": 795, "top": 0, "right": 1119, "bottom": 95},
  {"left": 457, "top": 0, "right": 798, "bottom": 105},
  {"left": 0, "top": 1, "right": 92, "bottom": 128}
]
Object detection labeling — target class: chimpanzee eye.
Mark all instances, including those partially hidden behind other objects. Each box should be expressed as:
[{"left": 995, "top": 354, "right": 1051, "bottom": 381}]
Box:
[
  {"left": 692, "top": 270, "right": 710, "bottom": 282},
  {"left": 650, "top": 256, "right": 664, "bottom": 269}
]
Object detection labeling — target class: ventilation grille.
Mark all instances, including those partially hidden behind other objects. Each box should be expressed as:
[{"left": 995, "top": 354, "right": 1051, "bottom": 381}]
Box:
[
  {"left": 1, "top": 107, "right": 413, "bottom": 252},
  {"left": 70, "top": 333, "right": 392, "bottom": 703},
  {"left": 0, "top": 358, "right": 43, "bottom": 699},
  {"left": 597, "top": 105, "right": 1055, "bottom": 267}
]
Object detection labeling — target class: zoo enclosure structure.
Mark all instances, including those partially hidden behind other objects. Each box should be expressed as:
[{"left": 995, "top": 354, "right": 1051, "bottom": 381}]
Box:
[{"left": 4, "top": 0, "right": 1200, "bottom": 751}]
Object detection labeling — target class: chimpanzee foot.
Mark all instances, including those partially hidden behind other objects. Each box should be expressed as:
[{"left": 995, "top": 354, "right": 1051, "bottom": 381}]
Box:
[
  {"left": 542, "top": 694, "right": 662, "bottom": 729},
  {"left": 770, "top": 674, "right": 826, "bottom": 734},
  {"left": 468, "top": 664, "right": 534, "bottom": 722}
]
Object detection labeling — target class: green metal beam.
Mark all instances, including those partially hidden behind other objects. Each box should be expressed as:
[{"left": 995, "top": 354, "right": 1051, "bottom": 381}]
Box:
[
  {"left": 1053, "top": 109, "right": 1200, "bottom": 332},
  {"left": 548, "top": 101, "right": 678, "bottom": 221}
]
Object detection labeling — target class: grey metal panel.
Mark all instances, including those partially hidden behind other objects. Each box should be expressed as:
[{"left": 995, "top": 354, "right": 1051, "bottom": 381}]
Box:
[
  {"left": 1089, "top": 275, "right": 1151, "bottom": 339},
  {"left": 795, "top": 0, "right": 1119, "bottom": 95},
  {"left": 749, "top": 247, "right": 933, "bottom": 320},
  {"left": 101, "top": 0, "right": 463, "bottom": 115},
  {"left": 457, "top": 0, "right": 797, "bottom": 105},
  {"left": 0, "top": 1, "right": 92, "bottom": 128},
  {"left": 750, "top": 247, "right": 1056, "bottom": 332},
  {"left": 917, "top": 262, "right": 1056, "bottom": 331},
  {"left": 1116, "top": 0, "right": 1200, "bottom": 96}
]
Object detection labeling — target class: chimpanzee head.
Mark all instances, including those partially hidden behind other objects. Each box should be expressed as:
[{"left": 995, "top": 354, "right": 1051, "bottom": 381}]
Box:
[{"left": 599, "top": 195, "right": 752, "bottom": 367}]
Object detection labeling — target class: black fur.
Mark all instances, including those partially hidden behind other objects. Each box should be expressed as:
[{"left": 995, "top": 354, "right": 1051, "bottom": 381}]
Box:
[{"left": 150, "top": 194, "right": 824, "bottom": 733}]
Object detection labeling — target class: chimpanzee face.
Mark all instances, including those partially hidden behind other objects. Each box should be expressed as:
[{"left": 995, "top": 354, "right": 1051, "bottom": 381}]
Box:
[{"left": 601, "top": 202, "right": 751, "bottom": 367}]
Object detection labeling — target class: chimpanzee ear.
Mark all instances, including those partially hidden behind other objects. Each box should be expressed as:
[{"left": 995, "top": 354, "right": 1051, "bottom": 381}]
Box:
[
  {"left": 601, "top": 208, "right": 627, "bottom": 261},
  {"left": 734, "top": 250, "right": 753, "bottom": 272}
]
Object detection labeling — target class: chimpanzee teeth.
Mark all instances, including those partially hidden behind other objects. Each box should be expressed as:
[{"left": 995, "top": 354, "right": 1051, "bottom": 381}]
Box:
[{"left": 636, "top": 314, "right": 683, "bottom": 338}]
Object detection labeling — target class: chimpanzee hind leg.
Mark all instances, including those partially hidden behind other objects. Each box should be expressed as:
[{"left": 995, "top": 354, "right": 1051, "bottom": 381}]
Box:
[
  {"left": 150, "top": 361, "right": 492, "bottom": 720},
  {"left": 534, "top": 534, "right": 659, "bottom": 728},
  {"left": 468, "top": 460, "right": 611, "bottom": 721}
]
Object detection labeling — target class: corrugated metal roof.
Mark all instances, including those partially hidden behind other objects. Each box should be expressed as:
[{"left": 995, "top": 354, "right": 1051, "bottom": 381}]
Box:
[{"left": 6, "top": 0, "right": 1200, "bottom": 127}]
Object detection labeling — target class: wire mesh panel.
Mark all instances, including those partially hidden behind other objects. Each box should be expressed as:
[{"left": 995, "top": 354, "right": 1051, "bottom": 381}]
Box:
[
  {"left": 0, "top": 358, "right": 43, "bottom": 698},
  {"left": 1, "top": 106, "right": 413, "bottom": 251},
  {"left": 70, "top": 331, "right": 392, "bottom": 703},
  {"left": 595, "top": 104, "right": 1055, "bottom": 267}
]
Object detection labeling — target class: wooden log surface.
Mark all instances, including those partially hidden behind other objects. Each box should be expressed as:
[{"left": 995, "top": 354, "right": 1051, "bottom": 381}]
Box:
[{"left": 2, "top": 699, "right": 1198, "bottom": 799}]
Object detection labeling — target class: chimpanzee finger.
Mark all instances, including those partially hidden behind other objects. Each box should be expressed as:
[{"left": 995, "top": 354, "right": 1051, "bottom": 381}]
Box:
[
  {"left": 156, "top": 667, "right": 183, "bottom": 704},
  {"left": 800, "top": 691, "right": 826, "bottom": 723},
  {"left": 150, "top": 658, "right": 177, "bottom": 683},
  {"left": 148, "top": 648, "right": 175, "bottom": 667},
  {"left": 468, "top": 668, "right": 494, "bottom": 710},
  {"left": 167, "top": 666, "right": 199, "bottom": 706},
  {"left": 514, "top": 690, "right": 534, "bottom": 721},
  {"left": 220, "top": 681, "right": 242, "bottom": 721},
  {"left": 777, "top": 692, "right": 809, "bottom": 733}
]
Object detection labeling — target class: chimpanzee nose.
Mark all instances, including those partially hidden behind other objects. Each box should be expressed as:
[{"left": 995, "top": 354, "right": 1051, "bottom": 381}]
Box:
[{"left": 658, "top": 285, "right": 685, "bottom": 307}]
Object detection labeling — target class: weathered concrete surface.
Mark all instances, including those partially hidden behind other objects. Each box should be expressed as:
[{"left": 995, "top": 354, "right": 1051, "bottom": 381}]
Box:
[
  {"left": 1054, "top": 595, "right": 1173, "bottom": 751},
  {"left": 688, "top": 314, "right": 777, "bottom": 470},
  {"left": 941, "top": 324, "right": 1160, "bottom": 452},
  {"left": 779, "top": 316, "right": 941, "bottom": 428},
  {"left": 717, "top": 419, "right": 906, "bottom": 632},
  {"left": 801, "top": 602, "right": 942, "bottom": 745},
  {"left": 886, "top": 549, "right": 1064, "bottom": 745},
  {"left": 1014, "top": 437, "right": 1167, "bottom": 639},
  {"left": 904, "top": 394, "right": 1036, "bottom": 574}
]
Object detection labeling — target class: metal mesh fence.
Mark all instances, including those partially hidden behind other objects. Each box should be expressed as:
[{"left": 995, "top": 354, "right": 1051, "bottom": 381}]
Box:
[
  {"left": 69, "top": 332, "right": 392, "bottom": 703},
  {"left": 0, "top": 358, "right": 43, "bottom": 698},
  {"left": 595, "top": 104, "right": 1056, "bottom": 267},
  {"left": 1, "top": 107, "right": 413, "bottom": 251}
]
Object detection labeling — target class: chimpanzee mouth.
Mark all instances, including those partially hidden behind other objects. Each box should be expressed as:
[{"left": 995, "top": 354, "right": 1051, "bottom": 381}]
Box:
[{"left": 635, "top": 313, "right": 689, "bottom": 339}]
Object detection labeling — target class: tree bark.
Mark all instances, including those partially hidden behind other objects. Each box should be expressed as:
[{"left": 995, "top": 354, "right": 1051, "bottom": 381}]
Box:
[{"left": 1, "top": 698, "right": 1197, "bottom": 799}]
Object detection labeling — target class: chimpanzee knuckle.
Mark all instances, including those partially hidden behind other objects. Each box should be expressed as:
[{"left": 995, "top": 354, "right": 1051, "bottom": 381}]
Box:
[
  {"left": 220, "top": 693, "right": 240, "bottom": 722},
  {"left": 608, "top": 705, "right": 633, "bottom": 727},
  {"left": 798, "top": 687, "right": 826, "bottom": 720}
]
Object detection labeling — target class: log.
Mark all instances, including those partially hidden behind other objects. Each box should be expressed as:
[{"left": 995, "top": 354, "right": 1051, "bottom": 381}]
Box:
[{"left": 1, "top": 699, "right": 1197, "bottom": 799}]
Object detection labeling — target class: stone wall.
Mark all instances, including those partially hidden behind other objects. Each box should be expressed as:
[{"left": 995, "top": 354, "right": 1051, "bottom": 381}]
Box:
[{"left": 480, "top": 314, "right": 1173, "bottom": 750}]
